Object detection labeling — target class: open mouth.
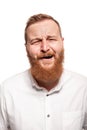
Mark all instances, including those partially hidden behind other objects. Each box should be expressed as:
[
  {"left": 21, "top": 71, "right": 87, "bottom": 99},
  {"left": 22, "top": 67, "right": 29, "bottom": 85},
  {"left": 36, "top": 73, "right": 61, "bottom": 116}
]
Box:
[
  {"left": 39, "top": 54, "right": 54, "bottom": 66},
  {"left": 41, "top": 55, "right": 53, "bottom": 59}
]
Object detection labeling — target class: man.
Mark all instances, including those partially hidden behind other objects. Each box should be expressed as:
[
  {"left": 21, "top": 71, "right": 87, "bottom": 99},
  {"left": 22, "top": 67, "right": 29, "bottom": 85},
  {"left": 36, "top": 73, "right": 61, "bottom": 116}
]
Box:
[{"left": 0, "top": 13, "right": 87, "bottom": 130}]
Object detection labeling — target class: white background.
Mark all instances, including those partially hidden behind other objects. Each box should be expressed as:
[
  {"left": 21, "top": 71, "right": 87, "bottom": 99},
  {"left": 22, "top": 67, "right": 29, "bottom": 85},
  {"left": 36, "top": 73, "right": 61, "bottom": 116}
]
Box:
[{"left": 0, "top": 0, "right": 87, "bottom": 83}]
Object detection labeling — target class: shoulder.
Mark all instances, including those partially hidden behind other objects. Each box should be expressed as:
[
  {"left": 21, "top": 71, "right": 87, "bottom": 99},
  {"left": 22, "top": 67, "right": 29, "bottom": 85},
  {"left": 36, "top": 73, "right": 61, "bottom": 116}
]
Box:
[
  {"left": 0, "top": 69, "right": 31, "bottom": 91},
  {"left": 62, "top": 69, "right": 87, "bottom": 87},
  {"left": 64, "top": 69, "right": 87, "bottom": 80}
]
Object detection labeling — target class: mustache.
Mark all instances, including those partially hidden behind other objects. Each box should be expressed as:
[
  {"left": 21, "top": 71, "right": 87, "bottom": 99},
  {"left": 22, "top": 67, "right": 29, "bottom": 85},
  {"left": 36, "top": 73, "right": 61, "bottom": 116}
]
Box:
[
  {"left": 27, "top": 49, "right": 64, "bottom": 64},
  {"left": 28, "top": 49, "right": 64, "bottom": 66}
]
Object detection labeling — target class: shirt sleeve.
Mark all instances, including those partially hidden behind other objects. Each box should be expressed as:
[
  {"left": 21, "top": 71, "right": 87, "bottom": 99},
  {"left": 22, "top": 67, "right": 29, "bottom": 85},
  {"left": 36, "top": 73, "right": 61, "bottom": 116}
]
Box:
[
  {"left": 83, "top": 88, "right": 87, "bottom": 130},
  {"left": 83, "top": 113, "right": 87, "bottom": 130},
  {"left": 0, "top": 83, "right": 9, "bottom": 130}
]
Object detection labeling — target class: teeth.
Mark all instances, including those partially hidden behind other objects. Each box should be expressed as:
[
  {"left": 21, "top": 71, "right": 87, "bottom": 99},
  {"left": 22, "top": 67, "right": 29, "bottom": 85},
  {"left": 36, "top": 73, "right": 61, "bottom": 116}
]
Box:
[{"left": 43, "top": 55, "right": 53, "bottom": 59}]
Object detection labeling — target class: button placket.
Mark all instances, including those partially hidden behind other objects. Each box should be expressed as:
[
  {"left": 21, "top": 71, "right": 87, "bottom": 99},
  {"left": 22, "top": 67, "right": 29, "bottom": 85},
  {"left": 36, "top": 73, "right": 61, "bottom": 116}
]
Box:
[
  {"left": 45, "top": 93, "right": 51, "bottom": 130},
  {"left": 47, "top": 114, "right": 50, "bottom": 117}
]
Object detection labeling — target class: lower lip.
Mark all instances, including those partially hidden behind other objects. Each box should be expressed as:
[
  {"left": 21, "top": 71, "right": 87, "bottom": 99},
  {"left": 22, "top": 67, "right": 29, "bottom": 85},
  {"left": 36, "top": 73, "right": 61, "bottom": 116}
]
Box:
[{"left": 40, "top": 57, "right": 54, "bottom": 63}]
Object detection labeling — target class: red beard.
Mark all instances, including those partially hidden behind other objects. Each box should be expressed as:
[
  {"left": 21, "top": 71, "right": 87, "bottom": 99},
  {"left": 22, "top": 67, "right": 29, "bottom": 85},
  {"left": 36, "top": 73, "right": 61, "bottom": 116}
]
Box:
[{"left": 28, "top": 49, "right": 64, "bottom": 84}]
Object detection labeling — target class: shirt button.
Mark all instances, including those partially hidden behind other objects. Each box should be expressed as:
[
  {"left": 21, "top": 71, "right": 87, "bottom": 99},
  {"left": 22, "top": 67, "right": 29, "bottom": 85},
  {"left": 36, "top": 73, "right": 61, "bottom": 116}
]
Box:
[{"left": 47, "top": 114, "right": 50, "bottom": 117}]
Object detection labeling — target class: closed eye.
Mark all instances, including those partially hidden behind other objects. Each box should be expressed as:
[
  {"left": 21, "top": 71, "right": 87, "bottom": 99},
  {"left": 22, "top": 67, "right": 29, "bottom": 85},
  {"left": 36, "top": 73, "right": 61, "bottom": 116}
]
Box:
[
  {"left": 49, "top": 38, "right": 56, "bottom": 40},
  {"left": 30, "top": 40, "right": 41, "bottom": 45},
  {"left": 47, "top": 36, "right": 57, "bottom": 41},
  {"left": 48, "top": 38, "right": 57, "bottom": 41}
]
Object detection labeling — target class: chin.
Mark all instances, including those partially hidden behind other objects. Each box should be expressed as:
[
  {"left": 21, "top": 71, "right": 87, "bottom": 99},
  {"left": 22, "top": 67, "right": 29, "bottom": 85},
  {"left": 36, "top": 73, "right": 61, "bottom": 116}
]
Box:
[{"left": 40, "top": 63, "right": 54, "bottom": 69}]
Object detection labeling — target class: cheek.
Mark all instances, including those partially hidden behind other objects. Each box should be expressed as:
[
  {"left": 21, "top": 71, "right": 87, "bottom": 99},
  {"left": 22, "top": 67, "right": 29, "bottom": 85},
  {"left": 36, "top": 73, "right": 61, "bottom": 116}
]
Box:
[
  {"left": 26, "top": 46, "right": 39, "bottom": 58},
  {"left": 51, "top": 44, "right": 63, "bottom": 53}
]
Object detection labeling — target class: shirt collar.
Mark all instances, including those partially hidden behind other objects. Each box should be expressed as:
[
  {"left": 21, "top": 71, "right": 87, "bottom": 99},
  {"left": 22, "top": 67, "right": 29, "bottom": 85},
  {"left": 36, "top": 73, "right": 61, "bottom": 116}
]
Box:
[{"left": 29, "top": 69, "right": 43, "bottom": 91}]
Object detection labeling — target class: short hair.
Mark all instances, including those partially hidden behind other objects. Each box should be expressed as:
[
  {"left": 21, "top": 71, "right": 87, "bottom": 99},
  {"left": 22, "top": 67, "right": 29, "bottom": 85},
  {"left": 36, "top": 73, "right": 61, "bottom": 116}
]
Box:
[{"left": 24, "top": 13, "right": 62, "bottom": 44}]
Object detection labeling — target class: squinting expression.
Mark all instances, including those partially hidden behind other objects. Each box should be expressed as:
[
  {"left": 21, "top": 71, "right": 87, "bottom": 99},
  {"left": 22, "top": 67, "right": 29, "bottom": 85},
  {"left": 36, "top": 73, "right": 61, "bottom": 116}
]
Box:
[{"left": 26, "top": 19, "right": 64, "bottom": 69}]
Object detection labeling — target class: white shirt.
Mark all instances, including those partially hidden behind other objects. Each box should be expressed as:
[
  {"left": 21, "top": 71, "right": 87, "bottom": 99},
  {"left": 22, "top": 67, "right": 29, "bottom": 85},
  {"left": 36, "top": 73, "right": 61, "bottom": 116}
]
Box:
[{"left": 0, "top": 69, "right": 87, "bottom": 130}]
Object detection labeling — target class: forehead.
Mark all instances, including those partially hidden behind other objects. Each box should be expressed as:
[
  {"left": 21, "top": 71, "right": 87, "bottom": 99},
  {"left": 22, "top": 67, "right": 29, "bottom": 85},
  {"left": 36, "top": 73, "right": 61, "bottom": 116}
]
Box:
[{"left": 27, "top": 20, "right": 60, "bottom": 38}]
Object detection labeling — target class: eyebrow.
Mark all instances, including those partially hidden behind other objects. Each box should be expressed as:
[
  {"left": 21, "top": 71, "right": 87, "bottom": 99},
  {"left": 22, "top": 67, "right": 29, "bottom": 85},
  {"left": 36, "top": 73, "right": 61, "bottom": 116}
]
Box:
[
  {"left": 47, "top": 35, "right": 57, "bottom": 39},
  {"left": 29, "top": 35, "right": 57, "bottom": 41}
]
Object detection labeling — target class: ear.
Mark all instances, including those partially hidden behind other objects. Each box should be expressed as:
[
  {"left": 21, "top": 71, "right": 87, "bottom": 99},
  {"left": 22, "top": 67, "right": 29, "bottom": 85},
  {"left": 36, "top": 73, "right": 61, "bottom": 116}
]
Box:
[
  {"left": 62, "top": 37, "right": 64, "bottom": 46},
  {"left": 24, "top": 43, "right": 29, "bottom": 57},
  {"left": 62, "top": 37, "right": 64, "bottom": 41}
]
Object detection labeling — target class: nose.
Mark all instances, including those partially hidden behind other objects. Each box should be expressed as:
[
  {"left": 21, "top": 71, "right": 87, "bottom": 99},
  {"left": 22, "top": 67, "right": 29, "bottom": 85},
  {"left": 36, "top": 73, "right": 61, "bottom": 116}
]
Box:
[{"left": 40, "top": 38, "right": 50, "bottom": 52}]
